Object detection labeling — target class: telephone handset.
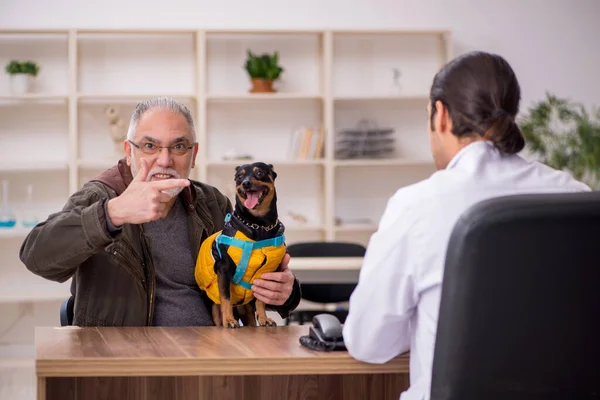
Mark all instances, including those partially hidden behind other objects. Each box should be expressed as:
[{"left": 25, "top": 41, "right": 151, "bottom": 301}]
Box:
[{"left": 299, "top": 314, "right": 346, "bottom": 352}]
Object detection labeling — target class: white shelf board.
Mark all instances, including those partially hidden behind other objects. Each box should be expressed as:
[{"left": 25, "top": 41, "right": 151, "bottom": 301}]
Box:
[
  {"left": 208, "top": 160, "right": 324, "bottom": 167},
  {"left": 334, "top": 158, "right": 434, "bottom": 167},
  {"left": 0, "top": 227, "right": 32, "bottom": 239},
  {"left": 335, "top": 224, "right": 378, "bottom": 232},
  {"left": 78, "top": 159, "right": 117, "bottom": 169},
  {"left": 333, "top": 95, "right": 429, "bottom": 102},
  {"left": 285, "top": 224, "right": 325, "bottom": 232},
  {"left": 0, "top": 29, "right": 69, "bottom": 35},
  {"left": 332, "top": 29, "right": 450, "bottom": 36},
  {"left": 0, "top": 161, "right": 68, "bottom": 172},
  {"left": 288, "top": 257, "right": 363, "bottom": 271},
  {"left": 207, "top": 93, "right": 322, "bottom": 101},
  {"left": 0, "top": 279, "right": 71, "bottom": 303},
  {"left": 77, "top": 93, "right": 197, "bottom": 103},
  {"left": 0, "top": 94, "right": 68, "bottom": 102}
]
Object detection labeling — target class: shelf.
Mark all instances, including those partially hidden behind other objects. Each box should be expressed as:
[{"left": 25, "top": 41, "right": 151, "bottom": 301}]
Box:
[
  {"left": 208, "top": 160, "right": 324, "bottom": 167},
  {"left": 78, "top": 159, "right": 119, "bottom": 169},
  {"left": 0, "top": 94, "right": 68, "bottom": 102},
  {"left": 77, "top": 93, "right": 196, "bottom": 103},
  {"left": 0, "top": 28, "right": 452, "bottom": 266},
  {"left": 284, "top": 224, "right": 325, "bottom": 232},
  {"left": 207, "top": 93, "right": 322, "bottom": 102},
  {"left": 0, "top": 278, "right": 71, "bottom": 303},
  {"left": 288, "top": 257, "right": 363, "bottom": 271},
  {"left": 334, "top": 158, "right": 434, "bottom": 167},
  {"left": 0, "top": 227, "right": 33, "bottom": 238},
  {"left": 334, "top": 95, "right": 429, "bottom": 102},
  {"left": 0, "top": 161, "right": 68, "bottom": 172},
  {"left": 335, "top": 224, "right": 378, "bottom": 232}
]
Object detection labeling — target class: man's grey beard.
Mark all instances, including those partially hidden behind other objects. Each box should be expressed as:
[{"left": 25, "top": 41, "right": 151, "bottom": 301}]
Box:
[{"left": 130, "top": 158, "right": 191, "bottom": 199}]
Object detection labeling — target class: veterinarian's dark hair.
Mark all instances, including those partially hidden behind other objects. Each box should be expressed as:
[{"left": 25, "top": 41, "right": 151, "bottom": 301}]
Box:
[{"left": 429, "top": 51, "right": 525, "bottom": 155}]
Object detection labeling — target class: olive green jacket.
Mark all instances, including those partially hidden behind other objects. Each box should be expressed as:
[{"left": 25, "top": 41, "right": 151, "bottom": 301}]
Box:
[{"left": 19, "top": 158, "right": 301, "bottom": 326}]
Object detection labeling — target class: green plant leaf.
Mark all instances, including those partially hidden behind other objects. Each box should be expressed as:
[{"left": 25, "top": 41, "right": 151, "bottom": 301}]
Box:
[
  {"left": 243, "top": 50, "right": 284, "bottom": 81},
  {"left": 518, "top": 92, "right": 600, "bottom": 188}
]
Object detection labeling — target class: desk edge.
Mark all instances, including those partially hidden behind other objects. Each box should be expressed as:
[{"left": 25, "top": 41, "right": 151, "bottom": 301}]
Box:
[{"left": 36, "top": 355, "right": 409, "bottom": 377}]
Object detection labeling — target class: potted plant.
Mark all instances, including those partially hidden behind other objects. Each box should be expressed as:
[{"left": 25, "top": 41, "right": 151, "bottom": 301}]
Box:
[
  {"left": 519, "top": 92, "right": 600, "bottom": 189},
  {"left": 244, "top": 50, "right": 284, "bottom": 93},
  {"left": 5, "top": 60, "right": 40, "bottom": 95}
]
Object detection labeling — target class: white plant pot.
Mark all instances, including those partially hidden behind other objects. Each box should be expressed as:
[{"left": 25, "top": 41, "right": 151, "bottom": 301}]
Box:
[{"left": 10, "top": 74, "right": 32, "bottom": 96}]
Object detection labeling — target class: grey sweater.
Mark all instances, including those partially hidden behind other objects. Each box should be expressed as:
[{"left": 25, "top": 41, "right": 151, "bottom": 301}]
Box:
[{"left": 142, "top": 197, "right": 214, "bottom": 326}]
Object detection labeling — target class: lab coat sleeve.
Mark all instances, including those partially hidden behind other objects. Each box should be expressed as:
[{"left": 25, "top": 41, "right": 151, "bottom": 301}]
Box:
[{"left": 343, "top": 195, "right": 419, "bottom": 364}]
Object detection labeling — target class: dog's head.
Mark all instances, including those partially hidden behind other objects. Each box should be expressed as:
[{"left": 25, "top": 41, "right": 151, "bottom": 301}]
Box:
[{"left": 234, "top": 162, "right": 278, "bottom": 217}]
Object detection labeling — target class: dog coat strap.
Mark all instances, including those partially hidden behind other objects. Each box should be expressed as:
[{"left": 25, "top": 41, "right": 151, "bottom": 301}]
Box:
[
  {"left": 252, "top": 235, "right": 286, "bottom": 249},
  {"left": 215, "top": 233, "right": 286, "bottom": 290}
]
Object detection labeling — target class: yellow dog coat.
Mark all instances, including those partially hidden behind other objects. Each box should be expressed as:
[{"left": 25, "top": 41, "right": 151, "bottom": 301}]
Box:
[{"left": 195, "top": 213, "right": 286, "bottom": 306}]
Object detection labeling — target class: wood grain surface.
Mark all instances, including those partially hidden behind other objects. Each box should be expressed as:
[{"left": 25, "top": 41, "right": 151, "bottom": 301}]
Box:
[
  {"left": 36, "top": 326, "right": 409, "bottom": 378},
  {"left": 44, "top": 374, "right": 410, "bottom": 400}
]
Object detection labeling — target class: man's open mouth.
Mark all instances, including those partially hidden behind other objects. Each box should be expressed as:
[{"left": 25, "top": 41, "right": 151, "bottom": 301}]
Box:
[
  {"left": 152, "top": 173, "right": 175, "bottom": 179},
  {"left": 239, "top": 187, "right": 269, "bottom": 209}
]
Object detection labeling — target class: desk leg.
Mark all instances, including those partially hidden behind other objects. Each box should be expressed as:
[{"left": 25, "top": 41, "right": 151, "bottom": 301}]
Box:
[
  {"left": 37, "top": 377, "right": 46, "bottom": 400},
  {"left": 45, "top": 373, "right": 410, "bottom": 400}
]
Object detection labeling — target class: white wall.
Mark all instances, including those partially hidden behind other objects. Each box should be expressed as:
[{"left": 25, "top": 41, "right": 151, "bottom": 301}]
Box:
[{"left": 1, "top": 0, "right": 599, "bottom": 109}]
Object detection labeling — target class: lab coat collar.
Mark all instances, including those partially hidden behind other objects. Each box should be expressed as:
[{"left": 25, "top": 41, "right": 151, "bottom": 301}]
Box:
[{"left": 446, "top": 140, "right": 494, "bottom": 170}]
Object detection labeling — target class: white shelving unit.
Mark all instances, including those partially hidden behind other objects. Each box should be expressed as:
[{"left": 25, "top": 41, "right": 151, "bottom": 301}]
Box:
[{"left": 0, "top": 28, "right": 452, "bottom": 308}]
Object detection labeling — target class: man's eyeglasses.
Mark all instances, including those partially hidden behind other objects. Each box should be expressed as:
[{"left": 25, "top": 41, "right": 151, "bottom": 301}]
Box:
[{"left": 128, "top": 140, "right": 195, "bottom": 156}]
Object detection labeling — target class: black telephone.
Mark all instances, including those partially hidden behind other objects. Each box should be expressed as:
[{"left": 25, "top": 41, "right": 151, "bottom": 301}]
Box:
[{"left": 299, "top": 313, "right": 346, "bottom": 352}]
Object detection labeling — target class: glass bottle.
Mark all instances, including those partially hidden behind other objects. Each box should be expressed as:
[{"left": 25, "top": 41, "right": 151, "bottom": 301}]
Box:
[
  {"left": 22, "top": 184, "right": 39, "bottom": 228},
  {"left": 0, "top": 180, "right": 16, "bottom": 228}
]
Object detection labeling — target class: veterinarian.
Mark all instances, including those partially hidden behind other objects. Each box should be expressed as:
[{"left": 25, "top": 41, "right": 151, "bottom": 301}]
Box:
[
  {"left": 19, "top": 97, "right": 301, "bottom": 327},
  {"left": 342, "top": 51, "right": 590, "bottom": 400}
]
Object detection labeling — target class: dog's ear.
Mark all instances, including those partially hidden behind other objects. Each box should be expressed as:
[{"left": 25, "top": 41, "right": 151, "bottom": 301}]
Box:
[{"left": 268, "top": 164, "right": 277, "bottom": 180}]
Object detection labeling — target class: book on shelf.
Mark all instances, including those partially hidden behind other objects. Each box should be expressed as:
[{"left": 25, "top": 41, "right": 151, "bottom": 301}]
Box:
[{"left": 287, "top": 125, "right": 325, "bottom": 160}]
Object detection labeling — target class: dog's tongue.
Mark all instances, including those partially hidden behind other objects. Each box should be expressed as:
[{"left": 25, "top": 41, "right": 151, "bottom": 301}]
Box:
[{"left": 245, "top": 192, "right": 259, "bottom": 209}]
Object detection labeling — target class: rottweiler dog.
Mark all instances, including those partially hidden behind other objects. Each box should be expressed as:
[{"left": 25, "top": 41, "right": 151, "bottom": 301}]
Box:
[{"left": 195, "top": 162, "right": 286, "bottom": 328}]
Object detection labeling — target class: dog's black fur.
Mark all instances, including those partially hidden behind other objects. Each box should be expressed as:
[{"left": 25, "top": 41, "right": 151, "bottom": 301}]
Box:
[{"left": 211, "top": 162, "right": 285, "bottom": 328}]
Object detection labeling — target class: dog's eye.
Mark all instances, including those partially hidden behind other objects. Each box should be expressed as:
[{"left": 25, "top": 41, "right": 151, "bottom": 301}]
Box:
[
  {"left": 235, "top": 174, "right": 243, "bottom": 183},
  {"left": 255, "top": 170, "right": 264, "bottom": 179}
]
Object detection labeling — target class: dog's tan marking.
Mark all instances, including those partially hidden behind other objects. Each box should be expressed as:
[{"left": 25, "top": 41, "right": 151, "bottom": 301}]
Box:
[
  {"left": 256, "top": 299, "right": 276, "bottom": 326},
  {"left": 249, "top": 179, "right": 275, "bottom": 217},
  {"left": 220, "top": 297, "right": 239, "bottom": 328}
]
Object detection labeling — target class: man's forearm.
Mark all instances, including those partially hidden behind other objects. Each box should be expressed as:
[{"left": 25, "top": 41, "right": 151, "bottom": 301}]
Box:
[{"left": 20, "top": 195, "right": 116, "bottom": 283}]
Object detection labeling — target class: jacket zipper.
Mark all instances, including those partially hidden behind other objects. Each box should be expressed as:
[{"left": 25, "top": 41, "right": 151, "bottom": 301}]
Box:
[
  {"left": 140, "top": 225, "right": 155, "bottom": 326},
  {"left": 110, "top": 248, "right": 146, "bottom": 290}
]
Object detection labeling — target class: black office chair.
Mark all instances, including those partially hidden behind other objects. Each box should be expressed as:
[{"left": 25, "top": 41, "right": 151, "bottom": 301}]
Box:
[
  {"left": 430, "top": 191, "right": 600, "bottom": 400},
  {"left": 60, "top": 295, "right": 74, "bottom": 326},
  {"left": 285, "top": 241, "right": 366, "bottom": 325}
]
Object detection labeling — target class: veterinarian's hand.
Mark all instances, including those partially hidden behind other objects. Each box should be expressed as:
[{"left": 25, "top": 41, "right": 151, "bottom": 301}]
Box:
[
  {"left": 252, "top": 253, "right": 295, "bottom": 306},
  {"left": 107, "top": 158, "right": 190, "bottom": 226}
]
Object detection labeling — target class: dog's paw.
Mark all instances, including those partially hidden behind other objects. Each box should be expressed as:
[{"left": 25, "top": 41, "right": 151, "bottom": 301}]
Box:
[
  {"left": 258, "top": 317, "right": 277, "bottom": 327},
  {"left": 224, "top": 318, "right": 240, "bottom": 329}
]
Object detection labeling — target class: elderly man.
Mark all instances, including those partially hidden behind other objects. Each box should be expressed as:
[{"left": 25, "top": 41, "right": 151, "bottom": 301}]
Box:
[{"left": 20, "top": 97, "right": 301, "bottom": 327}]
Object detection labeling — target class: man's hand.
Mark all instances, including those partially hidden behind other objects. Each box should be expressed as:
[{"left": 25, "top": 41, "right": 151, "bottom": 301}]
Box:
[
  {"left": 252, "top": 253, "right": 295, "bottom": 306},
  {"left": 106, "top": 158, "right": 190, "bottom": 226}
]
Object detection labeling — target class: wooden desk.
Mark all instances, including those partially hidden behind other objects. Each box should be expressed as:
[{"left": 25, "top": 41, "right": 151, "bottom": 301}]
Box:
[{"left": 36, "top": 325, "right": 409, "bottom": 400}]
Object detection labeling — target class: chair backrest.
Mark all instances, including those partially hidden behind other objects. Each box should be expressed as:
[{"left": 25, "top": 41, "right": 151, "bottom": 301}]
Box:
[
  {"left": 431, "top": 191, "right": 600, "bottom": 400},
  {"left": 286, "top": 241, "right": 366, "bottom": 303},
  {"left": 286, "top": 241, "right": 366, "bottom": 258}
]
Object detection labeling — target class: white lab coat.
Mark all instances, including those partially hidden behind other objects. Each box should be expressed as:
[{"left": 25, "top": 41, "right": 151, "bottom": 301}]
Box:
[{"left": 342, "top": 141, "right": 591, "bottom": 400}]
